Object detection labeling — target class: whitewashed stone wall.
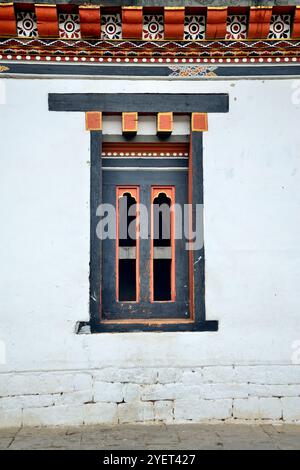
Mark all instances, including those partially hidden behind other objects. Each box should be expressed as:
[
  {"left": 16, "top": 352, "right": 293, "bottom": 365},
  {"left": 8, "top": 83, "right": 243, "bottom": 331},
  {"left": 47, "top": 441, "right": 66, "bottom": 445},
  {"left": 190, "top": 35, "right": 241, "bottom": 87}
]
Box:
[
  {"left": 1, "top": 76, "right": 300, "bottom": 426},
  {"left": 1, "top": 367, "right": 300, "bottom": 427}
]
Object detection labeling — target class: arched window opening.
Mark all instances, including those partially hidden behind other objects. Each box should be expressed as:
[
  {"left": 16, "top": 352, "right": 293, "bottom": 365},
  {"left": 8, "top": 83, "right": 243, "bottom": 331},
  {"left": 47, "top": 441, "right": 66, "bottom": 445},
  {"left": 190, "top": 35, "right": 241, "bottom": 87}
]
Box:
[
  {"left": 117, "top": 189, "right": 139, "bottom": 302},
  {"left": 151, "top": 188, "right": 175, "bottom": 302}
]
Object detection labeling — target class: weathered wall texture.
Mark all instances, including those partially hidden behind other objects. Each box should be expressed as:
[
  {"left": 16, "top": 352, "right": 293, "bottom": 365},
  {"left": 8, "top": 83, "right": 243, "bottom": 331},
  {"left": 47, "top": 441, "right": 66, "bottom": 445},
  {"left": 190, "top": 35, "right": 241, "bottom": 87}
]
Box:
[
  {"left": 1, "top": 367, "right": 300, "bottom": 427},
  {"left": 0, "top": 76, "right": 300, "bottom": 426}
]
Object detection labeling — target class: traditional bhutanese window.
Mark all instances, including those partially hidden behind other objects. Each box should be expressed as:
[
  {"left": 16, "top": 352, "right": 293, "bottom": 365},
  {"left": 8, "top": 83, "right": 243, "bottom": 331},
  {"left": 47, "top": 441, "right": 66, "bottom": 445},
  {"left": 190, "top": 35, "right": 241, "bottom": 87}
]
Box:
[{"left": 47, "top": 98, "right": 228, "bottom": 333}]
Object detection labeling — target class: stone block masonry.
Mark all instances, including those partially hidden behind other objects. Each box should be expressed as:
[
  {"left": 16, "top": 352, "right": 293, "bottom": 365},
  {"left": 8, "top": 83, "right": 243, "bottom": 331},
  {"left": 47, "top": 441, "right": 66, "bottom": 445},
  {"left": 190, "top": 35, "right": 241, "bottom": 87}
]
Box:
[{"left": 1, "top": 366, "right": 300, "bottom": 428}]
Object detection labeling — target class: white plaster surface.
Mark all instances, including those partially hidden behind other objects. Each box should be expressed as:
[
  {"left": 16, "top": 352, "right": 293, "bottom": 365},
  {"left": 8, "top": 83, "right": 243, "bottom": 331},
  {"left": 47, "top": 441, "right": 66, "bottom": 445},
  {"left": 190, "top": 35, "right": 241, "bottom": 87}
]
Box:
[
  {"left": 0, "top": 76, "right": 300, "bottom": 424},
  {"left": 0, "top": 81, "right": 5, "bottom": 105}
]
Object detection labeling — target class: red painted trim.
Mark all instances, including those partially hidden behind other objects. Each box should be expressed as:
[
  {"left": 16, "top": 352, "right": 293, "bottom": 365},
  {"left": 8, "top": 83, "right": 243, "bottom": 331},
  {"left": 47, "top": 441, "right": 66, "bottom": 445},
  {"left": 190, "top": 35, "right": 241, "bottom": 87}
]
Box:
[
  {"left": 248, "top": 7, "right": 272, "bottom": 39},
  {"left": 79, "top": 6, "right": 101, "bottom": 39},
  {"left": 185, "top": 7, "right": 207, "bottom": 16},
  {"left": 143, "top": 7, "right": 164, "bottom": 16},
  {"left": 292, "top": 7, "right": 300, "bottom": 39},
  {"left": 15, "top": 4, "right": 35, "bottom": 13},
  {"left": 101, "top": 6, "right": 120, "bottom": 15},
  {"left": 122, "top": 7, "right": 143, "bottom": 40},
  {"left": 35, "top": 5, "right": 59, "bottom": 38},
  {"left": 227, "top": 6, "right": 249, "bottom": 16},
  {"left": 116, "top": 186, "right": 140, "bottom": 303},
  {"left": 206, "top": 7, "right": 228, "bottom": 40},
  {"left": 0, "top": 4, "right": 16, "bottom": 37},
  {"left": 150, "top": 186, "right": 176, "bottom": 303},
  {"left": 102, "top": 142, "right": 189, "bottom": 155},
  {"left": 164, "top": 7, "right": 184, "bottom": 40},
  {"left": 272, "top": 6, "right": 295, "bottom": 15},
  {"left": 57, "top": 4, "right": 78, "bottom": 14}
]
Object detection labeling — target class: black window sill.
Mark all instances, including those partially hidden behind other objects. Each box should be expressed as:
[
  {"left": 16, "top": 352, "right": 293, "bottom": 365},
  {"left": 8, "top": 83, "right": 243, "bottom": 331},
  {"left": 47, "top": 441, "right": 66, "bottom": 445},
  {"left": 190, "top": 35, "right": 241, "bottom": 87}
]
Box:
[{"left": 76, "top": 320, "right": 218, "bottom": 334}]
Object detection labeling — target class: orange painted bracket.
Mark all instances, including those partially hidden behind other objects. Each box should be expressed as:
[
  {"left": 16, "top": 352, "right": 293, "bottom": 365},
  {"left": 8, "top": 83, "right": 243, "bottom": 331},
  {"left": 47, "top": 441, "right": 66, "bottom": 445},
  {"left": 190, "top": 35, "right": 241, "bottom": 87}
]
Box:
[
  {"left": 292, "top": 6, "right": 300, "bottom": 38},
  {"left": 122, "top": 112, "right": 138, "bottom": 135},
  {"left": 157, "top": 112, "right": 173, "bottom": 135},
  {"left": 122, "top": 7, "right": 143, "bottom": 39},
  {"left": 248, "top": 7, "right": 272, "bottom": 39},
  {"left": 191, "top": 113, "right": 208, "bottom": 132},
  {"left": 164, "top": 7, "right": 185, "bottom": 40},
  {"left": 79, "top": 6, "right": 101, "bottom": 39},
  {"left": 0, "top": 3, "right": 16, "bottom": 37},
  {"left": 86, "top": 112, "right": 102, "bottom": 131},
  {"left": 206, "top": 7, "right": 228, "bottom": 40},
  {"left": 36, "top": 5, "right": 59, "bottom": 38}
]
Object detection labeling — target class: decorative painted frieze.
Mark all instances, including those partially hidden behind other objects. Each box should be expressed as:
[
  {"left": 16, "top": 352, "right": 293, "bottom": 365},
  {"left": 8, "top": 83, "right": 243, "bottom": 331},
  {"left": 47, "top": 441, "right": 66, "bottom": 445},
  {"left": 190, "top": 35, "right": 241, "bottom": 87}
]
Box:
[
  {"left": 268, "top": 15, "right": 291, "bottom": 39},
  {"left": 184, "top": 16, "right": 206, "bottom": 40},
  {"left": 1, "top": 37, "right": 299, "bottom": 65},
  {"left": 101, "top": 14, "right": 122, "bottom": 40},
  {"left": 226, "top": 15, "right": 248, "bottom": 40},
  {"left": 1, "top": 5, "right": 300, "bottom": 42},
  {"left": 16, "top": 11, "right": 38, "bottom": 39},
  {"left": 169, "top": 66, "right": 218, "bottom": 78},
  {"left": 143, "top": 15, "right": 164, "bottom": 40},
  {"left": 59, "top": 13, "right": 81, "bottom": 39}
]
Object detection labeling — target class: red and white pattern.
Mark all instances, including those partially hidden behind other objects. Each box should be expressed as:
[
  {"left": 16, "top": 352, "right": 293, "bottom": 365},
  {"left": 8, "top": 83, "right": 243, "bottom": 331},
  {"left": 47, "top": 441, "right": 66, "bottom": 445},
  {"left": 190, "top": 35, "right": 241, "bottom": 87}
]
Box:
[
  {"left": 268, "top": 15, "right": 291, "bottom": 39},
  {"left": 1, "top": 36, "right": 300, "bottom": 65},
  {"left": 143, "top": 15, "right": 164, "bottom": 40},
  {"left": 0, "top": 52, "right": 299, "bottom": 65},
  {"left": 16, "top": 11, "right": 38, "bottom": 38},
  {"left": 102, "top": 152, "right": 189, "bottom": 157},
  {"left": 226, "top": 15, "right": 248, "bottom": 40},
  {"left": 101, "top": 14, "right": 122, "bottom": 40},
  {"left": 59, "top": 13, "right": 81, "bottom": 39},
  {"left": 184, "top": 15, "right": 206, "bottom": 40}
]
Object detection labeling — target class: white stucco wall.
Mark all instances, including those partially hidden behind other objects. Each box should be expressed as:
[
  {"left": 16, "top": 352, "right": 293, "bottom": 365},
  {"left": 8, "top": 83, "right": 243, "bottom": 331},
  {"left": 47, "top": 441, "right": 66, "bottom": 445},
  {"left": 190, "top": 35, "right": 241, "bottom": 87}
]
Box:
[{"left": 0, "top": 75, "right": 300, "bottom": 425}]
